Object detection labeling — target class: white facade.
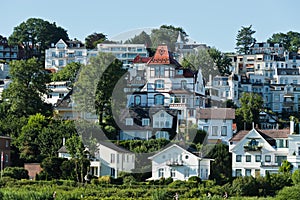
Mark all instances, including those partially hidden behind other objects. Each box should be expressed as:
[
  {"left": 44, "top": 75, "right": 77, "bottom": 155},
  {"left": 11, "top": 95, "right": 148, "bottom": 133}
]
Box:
[
  {"left": 45, "top": 39, "right": 87, "bottom": 71},
  {"left": 44, "top": 81, "right": 71, "bottom": 105},
  {"left": 197, "top": 108, "right": 235, "bottom": 143},
  {"left": 229, "top": 128, "right": 290, "bottom": 177},
  {"left": 96, "top": 142, "right": 135, "bottom": 178},
  {"left": 97, "top": 43, "right": 148, "bottom": 68},
  {"left": 148, "top": 144, "right": 211, "bottom": 181}
]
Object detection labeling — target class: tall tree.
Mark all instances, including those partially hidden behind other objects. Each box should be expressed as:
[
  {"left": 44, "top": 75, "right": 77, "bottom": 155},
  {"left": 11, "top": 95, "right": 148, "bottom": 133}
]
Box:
[
  {"left": 85, "top": 32, "right": 107, "bottom": 49},
  {"left": 8, "top": 18, "right": 69, "bottom": 59},
  {"left": 125, "top": 31, "right": 152, "bottom": 47},
  {"left": 65, "top": 135, "right": 90, "bottom": 183},
  {"left": 181, "top": 49, "right": 219, "bottom": 81},
  {"left": 208, "top": 47, "right": 232, "bottom": 76},
  {"left": 236, "top": 92, "right": 264, "bottom": 131},
  {"left": 2, "top": 58, "right": 52, "bottom": 117},
  {"left": 236, "top": 25, "right": 256, "bottom": 54},
  {"left": 267, "top": 31, "right": 300, "bottom": 52},
  {"left": 150, "top": 25, "right": 188, "bottom": 51}
]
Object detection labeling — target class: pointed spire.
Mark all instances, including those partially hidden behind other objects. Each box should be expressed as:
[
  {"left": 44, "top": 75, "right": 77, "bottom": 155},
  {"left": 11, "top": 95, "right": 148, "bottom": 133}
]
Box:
[{"left": 176, "top": 31, "right": 184, "bottom": 44}]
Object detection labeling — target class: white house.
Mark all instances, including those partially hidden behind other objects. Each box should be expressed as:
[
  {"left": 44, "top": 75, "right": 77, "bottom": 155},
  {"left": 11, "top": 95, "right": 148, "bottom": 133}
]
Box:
[
  {"left": 45, "top": 39, "right": 87, "bottom": 71},
  {"left": 96, "top": 141, "right": 135, "bottom": 178},
  {"left": 44, "top": 81, "right": 71, "bottom": 105},
  {"left": 148, "top": 144, "right": 212, "bottom": 181},
  {"left": 197, "top": 108, "right": 235, "bottom": 143},
  {"left": 229, "top": 128, "right": 290, "bottom": 177}
]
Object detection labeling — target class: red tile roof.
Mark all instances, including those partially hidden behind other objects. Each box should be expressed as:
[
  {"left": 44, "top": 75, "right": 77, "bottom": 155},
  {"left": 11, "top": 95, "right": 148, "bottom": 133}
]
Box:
[{"left": 147, "top": 45, "right": 181, "bottom": 67}]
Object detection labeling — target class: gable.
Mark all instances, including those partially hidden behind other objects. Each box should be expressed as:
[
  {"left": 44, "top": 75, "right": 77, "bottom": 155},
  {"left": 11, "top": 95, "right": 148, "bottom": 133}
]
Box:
[{"left": 231, "top": 129, "right": 276, "bottom": 152}]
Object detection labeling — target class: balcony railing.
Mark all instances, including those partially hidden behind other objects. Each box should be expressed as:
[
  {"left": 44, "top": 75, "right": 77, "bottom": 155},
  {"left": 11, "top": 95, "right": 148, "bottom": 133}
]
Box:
[
  {"left": 244, "top": 144, "right": 263, "bottom": 152},
  {"left": 166, "top": 160, "right": 183, "bottom": 166}
]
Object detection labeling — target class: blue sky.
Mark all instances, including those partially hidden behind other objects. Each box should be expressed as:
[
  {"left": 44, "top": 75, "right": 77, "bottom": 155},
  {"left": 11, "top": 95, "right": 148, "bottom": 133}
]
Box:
[{"left": 1, "top": 0, "right": 299, "bottom": 52}]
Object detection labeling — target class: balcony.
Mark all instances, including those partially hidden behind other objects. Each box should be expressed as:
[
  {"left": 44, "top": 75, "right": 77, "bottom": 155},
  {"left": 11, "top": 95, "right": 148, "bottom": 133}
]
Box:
[
  {"left": 169, "top": 103, "right": 187, "bottom": 108},
  {"left": 166, "top": 160, "right": 183, "bottom": 166},
  {"left": 244, "top": 139, "right": 263, "bottom": 152}
]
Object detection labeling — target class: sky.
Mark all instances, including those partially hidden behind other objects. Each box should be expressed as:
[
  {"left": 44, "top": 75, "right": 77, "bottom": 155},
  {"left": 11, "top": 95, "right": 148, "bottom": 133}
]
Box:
[{"left": 1, "top": 0, "right": 300, "bottom": 52}]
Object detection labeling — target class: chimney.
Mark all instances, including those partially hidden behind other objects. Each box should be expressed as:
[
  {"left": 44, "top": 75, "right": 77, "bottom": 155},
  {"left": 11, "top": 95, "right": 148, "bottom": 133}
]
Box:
[
  {"left": 290, "top": 117, "right": 295, "bottom": 135},
  {"left": 63, "top": 138, "right": 66, "bottom": 146}
]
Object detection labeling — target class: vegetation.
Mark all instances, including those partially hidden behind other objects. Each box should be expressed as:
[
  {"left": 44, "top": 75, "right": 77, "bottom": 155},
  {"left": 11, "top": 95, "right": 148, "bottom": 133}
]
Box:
[
  {"left": 267, "top": 31, "right": 300, "bottom": 52},
  {"left": 236, "top": 25, "right": 256, "bottom": 54}
]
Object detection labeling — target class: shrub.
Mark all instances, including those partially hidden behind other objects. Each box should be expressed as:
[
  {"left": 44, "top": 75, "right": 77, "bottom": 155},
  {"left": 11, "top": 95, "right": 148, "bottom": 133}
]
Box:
[
  {"left": 188, "top": 176, "right": 201, "bottom": 184},
  {"left": 276, "top": 185, "right": 300, "bottom": 200},
  {"left": 2, "top": 167, "right": 29, "bottom": 180}
]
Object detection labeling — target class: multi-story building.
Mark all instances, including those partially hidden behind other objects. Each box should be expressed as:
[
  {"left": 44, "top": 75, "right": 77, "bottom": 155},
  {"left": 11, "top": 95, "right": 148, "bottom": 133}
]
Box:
[
  {"left": 0, "top": 36, "right": 21, "bottom": 62},
  {"left": 45, "top": 39, "right": 87, "bottom": 71},
  {"left": 97, "top": 43, "right": 148, "bottom": 68},
  {"left": 43, "top": 81, "right": 72, "bottom": 105}
]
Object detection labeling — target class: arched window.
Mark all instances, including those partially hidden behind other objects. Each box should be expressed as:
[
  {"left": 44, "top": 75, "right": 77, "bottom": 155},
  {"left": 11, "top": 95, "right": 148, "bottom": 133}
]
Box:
[
  {"left": 154, "top": 94, "right": 164, "bottom": 105},
  {"left": 134, "top": 95, "right": 141, "bottom": 106}
]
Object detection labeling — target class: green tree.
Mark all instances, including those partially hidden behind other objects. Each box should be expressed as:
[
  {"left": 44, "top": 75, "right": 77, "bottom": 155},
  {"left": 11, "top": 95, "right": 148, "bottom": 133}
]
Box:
[
  {"left": 206, "top": 143, "right": 232, "bottom": 185},
  {"left": 125, "top": 31, "right": 152, "bottom": 47},
  {"left": 16, "top": 113, "right": 48, "bottom": 162},
  {"left": 39, "top": 157, "right": 67, "bottom": 180},
  {"left": 279, "top": 160, "right": 293, "bottom": 174},
  {"left": 292, "top": 169, "right": 300, "bottom": 185},
  {"left": 65, "top": 135, "right": 90, "bottom": 183},
  {"left": 182, "top": 49, "right": 219, "bottom": 81},
  {"left": 236, "top": 92, "right": 264, "bottom": 131},
  {"left": 51, "top": 62, "right": 82, "bottom": 83},
  {"left": 8, "top": 18, "right": 69, "bottom": 59},
  {"left": 236, "top": 25, "right": 256, "bottom": 54},
  {"left": 208, "top": 47, "right": 232, "bottom": 76},
  {"left": 85, "top": 32, "right": 107, "bottom": 49},
  {"left": 276, "top": 185, "right": 300, "bottom": 200},
  {"left": 2, "top": 58, "right": 52, "bottom": 118},
  {"left": 232, "top": 176, "right": 258, "bottom": 196},
  {"left": 267, "top": 31, "right": 300, "bottom": 52},
  {"left": 150, "top": 25, "right": 188, "bottom": 51}
]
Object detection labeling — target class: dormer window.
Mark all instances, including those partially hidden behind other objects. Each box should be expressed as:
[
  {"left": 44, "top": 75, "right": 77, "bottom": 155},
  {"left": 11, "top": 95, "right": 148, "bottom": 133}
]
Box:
[
  {"left": 125, "top": 118, "right": 133, "bottom": 126},
  {"left": 177, "top": 70, "right": 183, "bottom": 75}
]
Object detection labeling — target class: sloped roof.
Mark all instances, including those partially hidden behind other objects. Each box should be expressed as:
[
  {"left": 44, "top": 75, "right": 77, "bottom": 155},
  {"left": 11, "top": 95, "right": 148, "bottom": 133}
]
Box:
[
  {"left": 196, "top": 108, "right": 235, "bottom": 119},
  {"left": 230, "top": 128, "right": 289, "bottom": 143},
  {"left": 57, "top": 145, "right": 68, "bottom": 153},
  {"left": 100, "top": 141, "right": 133, "bottom": 153},
  {"left": 147, "top": 45, "right": 181, "bottom": 67}
]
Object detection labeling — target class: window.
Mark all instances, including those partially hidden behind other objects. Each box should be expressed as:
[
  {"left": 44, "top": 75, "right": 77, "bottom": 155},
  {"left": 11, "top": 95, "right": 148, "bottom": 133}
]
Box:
[
  {"left": 47, "top": 94, "right": 52, "bottom": 98},
  {"left": 265, "top": 155, "right": 271, "bottom": 162},
  {"left": 142, "top": 118, "right": 150, "bottom": 126},
  {"left": 59, "top": 93, "right": 64, "bottom": 98},
  {"left": 212, "top": 126, "right": 218, "bottom": 136},
  {"left": 155, "top": 131, "right": 169, "bottom": 140},
  {"left": 236, "top": 169, "right": 242, "bottom": 177},
  {"left": 221, "top": 126, "right": 227, "bottom": 136},
  {"left": 158, "top": 168, "right": 164, "bottom": 177},
  {"left": 154, "top": 67, "right": 164, "bottom": 77},
  {"left": 201, "top": 126, "right": 208, "bottom": 134},
  {"left": 59, "top": 60, "right": 64, "bottom": 66},
  {"left": 59, "top": 52, "right": 64, "bottom": 58},
  {"left": 184, "top": 168, "right": 189, "bottom": 178},
  {"left": 125, "top": 118, "right": 133, "bottom": 126},
  {"left": 255, "top": 155, "right": 261, "bottom": 162},
  {"left": 155, "top": 80, "right": 164, "bottom": 89},
  {"left": 52, "top": 60, "right": 55, "bottom": 66},
  {"left": 111, "top": 168, "right": 115, "bottom": 177},
  {"left": 110, "top": 154, "right": 115, "bottom": 163},
  {"left": 5, "top": 140, "right": 9, "bottom": 148},
  {"left": 170, "top": 169, "right": 176, "bottom": 177},
  {"left": 134, "top": 95, "right": 141, "bottom": 106},
  {"left": 154, "top": 94, "right": 164, "bottom": 105},
  {"left": 236, "top": 155, "right": 242, "bottom": 162},
  {"left": 245, "top": 169, "right": 251, "bottom": 176},
  {"left": 246, "top": 155, "right": 251, "bottom": 162}
]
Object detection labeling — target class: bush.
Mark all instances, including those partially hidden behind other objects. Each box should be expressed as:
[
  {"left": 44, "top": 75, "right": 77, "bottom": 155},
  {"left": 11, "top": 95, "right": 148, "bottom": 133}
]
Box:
[
  {"left": 2, "top": 167, "right": 29, "bottom": 180},
  {"left": 276, "top": 185, "right": 300, "bottom": 200},
  {"left": 188, "top": 176, "right": 201, "bottom": 184}
]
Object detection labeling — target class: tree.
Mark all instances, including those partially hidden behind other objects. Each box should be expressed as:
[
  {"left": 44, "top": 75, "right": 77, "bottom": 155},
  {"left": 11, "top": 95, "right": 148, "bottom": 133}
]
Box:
[
  {"left": 182, "top": 49, "right": 219, "bottom": 81},
  {"left": 236, "top": 92, "right": 264, "bottom": 131},
  {"left": 208, "top": 47, "right": 232, "bottom": 76},
  {"left": 279, "top": 160, "right": 293, "bottom": 174},
  {"left": 2, "top": 167, "right": 29, "bottom": 180},
  {"left": 206, "top": 143, "right": 232, "bottom": 185},
  {"left": 292, "top": 169, "right": 300, "bottom": 185},
  {"left": 39, "top": 157, "right": 67, "bottom": 180},
  {"left": 150, "top": 25, "right": 188, "bottom": 51},
  {"left": 85, "top": 32, "right": 107, "bottom": 49},
  {"left": 267, "top": 31, "right": 300, "bottom": 52},
  {"left": 236, "top": 25, "right": 256, "bottom": 54},
  {"left": 16, "top": 113, "right": 48, "bottom": 162},
  {"left": 65, "top": 135, "right": 90, "bottom": 183},
  {"left": 51, "top": 62, "right": 82, "bottom": 83},
  {"left": 2, "top": 58, "right": 52, "bottom": 118},
  {"left": 8, "top": 18, "right": 69, "bottom": 59},
  {"left": 125, "top": 31, "right": 152, "bottom": 47}
]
